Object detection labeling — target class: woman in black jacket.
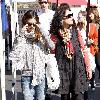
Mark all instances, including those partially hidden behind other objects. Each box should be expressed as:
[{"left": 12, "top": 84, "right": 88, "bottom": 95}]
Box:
[{"left": 50, "top": 3, "right": 91, "bottom": 100}]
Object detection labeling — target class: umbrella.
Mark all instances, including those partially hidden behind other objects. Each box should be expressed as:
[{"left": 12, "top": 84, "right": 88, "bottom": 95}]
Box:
[{"left": 51, "top": 0, "right": 87, "bottom": 5}]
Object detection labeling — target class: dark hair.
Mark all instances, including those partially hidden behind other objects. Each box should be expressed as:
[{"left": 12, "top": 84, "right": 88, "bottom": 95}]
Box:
[
  {"left": 22, "top": 10, "right": 39, "bottom": 26},
  {"left": 50, "top": 3, "right": 71, "bottom": 35},
  {"left": 22, "top": 10, "right": 41, "bottom": 41}
]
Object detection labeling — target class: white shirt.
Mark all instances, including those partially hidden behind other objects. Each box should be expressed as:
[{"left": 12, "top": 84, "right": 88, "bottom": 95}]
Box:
[
  {"left": 37, "top": 9, "right": 55, "bottom": 50},
  {"left": 37, "top": 9, "right": 55, "bottom": 35}
]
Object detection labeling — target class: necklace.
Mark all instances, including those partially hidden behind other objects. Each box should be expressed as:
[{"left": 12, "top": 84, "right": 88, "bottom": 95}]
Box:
[
  {"left": 60, "top": 29, "right": 71, "bottom": 43},
  {"left": 60, "top": 29, "right": 73, "bottom": 60}
]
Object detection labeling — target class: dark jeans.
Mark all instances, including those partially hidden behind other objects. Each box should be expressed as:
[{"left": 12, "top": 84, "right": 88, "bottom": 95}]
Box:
[{"left": 95, "top": 51, "right": 100, "bottom": 78}]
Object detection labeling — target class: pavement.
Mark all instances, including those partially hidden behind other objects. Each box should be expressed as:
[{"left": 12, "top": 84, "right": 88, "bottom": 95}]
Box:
[{"left": 0, "top": 68, "right": 100, "bottom": 100}]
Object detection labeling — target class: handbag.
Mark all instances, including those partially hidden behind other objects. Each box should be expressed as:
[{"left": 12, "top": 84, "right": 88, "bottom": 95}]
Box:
[{"left": 46, "top": 54, "right": 60, "bottom": 90}]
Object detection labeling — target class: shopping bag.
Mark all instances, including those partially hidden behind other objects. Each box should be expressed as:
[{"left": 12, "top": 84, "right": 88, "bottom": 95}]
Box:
[{"left": 46, "top": 54, "right": 60, "bottom": 90}]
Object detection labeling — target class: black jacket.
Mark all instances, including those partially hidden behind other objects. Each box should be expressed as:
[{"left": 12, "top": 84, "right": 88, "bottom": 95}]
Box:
[{"left": 55, "top": 27, "right": 88, "bottom": 94}]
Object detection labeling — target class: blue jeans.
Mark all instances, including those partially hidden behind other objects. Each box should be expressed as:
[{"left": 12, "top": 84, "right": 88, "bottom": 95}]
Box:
[{"left": 21, "top": 76, "right": 46, "bottom": 100}]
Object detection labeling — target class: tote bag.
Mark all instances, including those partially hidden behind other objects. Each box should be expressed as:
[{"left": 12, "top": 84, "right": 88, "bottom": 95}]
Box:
[{"left": 46, "top": 54, "right": 60, "bottom": 90}]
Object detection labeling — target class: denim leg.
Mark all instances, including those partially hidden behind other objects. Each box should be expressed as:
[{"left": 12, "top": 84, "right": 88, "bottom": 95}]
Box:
[
  {"left": 35, "top": 79, "right": 46, "bottom": 100},
  {"left": 21, "top": 76, "right": 35, "bottom": 100}
]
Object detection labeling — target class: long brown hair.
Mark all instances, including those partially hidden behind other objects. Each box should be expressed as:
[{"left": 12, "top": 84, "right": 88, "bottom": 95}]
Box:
[
  {"left": 89, "top": 6, "right": 100, "bottom": 24},
  {"left": 22, "top": 10, "right": 41, "bottom": 41}
]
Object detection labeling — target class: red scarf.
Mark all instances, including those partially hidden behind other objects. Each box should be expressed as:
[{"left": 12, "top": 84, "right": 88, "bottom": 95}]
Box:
[
  {"left": 66, "top": 40, "right": 74, "bottom": 55},
  {"left": 59, "top": 32, "right": 74, "bottom": 55}
]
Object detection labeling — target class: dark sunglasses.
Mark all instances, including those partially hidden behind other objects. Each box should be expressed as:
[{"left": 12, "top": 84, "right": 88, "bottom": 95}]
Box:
[
  {"left": 27, "top": 22, "right": 36, "bottom": 27},
  {"left": 63, "top": 13, "right": 73, "bottom": 19},
  {"left": 39, "top": 1, "right": 48, "bottom": 4}
]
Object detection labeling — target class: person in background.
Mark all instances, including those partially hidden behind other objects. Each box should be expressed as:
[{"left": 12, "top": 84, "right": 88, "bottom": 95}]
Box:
[
  {"left": 88, "top": 6, "right": 99, "bottom": 91},
  {"left": 10, "top": 10, "right": 54, "bottom": 100},
  {"left": 89, "top": 6, "right": 100, "bottom": 80},
  {"left": 50, "top": 3, "right": 90, "bottom": 100},
  {"left": 36, "top": 0, "right": 55, "bottom": 52},
  {"left": 37, "top": 0, "right": 55, "bottom": 38},
  {"left": 97, "top": 24, "right": 100, "bottom": 79},
  {"left": 77, "top": 11, "right": 94, "bottom": 98},
  {"left": 77, "top": 11, "right": 93, "bottom": 80}
]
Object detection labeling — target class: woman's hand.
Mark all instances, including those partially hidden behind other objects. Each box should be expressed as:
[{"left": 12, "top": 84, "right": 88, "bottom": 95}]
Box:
[
  {"left": 21, "top": 24, "right": 29, "bottom": 33},
  {"left": 87, "top": 39, "right": 94, "bottom": 45},
  {"left": 21, "top": 24, "right": 35, "bottom": 33},
  {"left": 87, "top": 69, "right": 92, "bottom": 80},
  {"left": 21, "top": 24, "right": 35, "bottom": 38}
]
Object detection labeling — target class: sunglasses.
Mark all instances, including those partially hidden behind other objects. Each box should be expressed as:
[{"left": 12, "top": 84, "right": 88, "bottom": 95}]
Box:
[
  {"left": 39, "top": 1, "right": 48, "bottom": 4},
  {"left": 63, "top": 13, "right": 73, "bottom": 19},
  {"left": 27, "top": 22, "right": 36, "bottom": 27}
]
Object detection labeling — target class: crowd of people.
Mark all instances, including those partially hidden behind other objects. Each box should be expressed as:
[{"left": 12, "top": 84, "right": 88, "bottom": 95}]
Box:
[{"left": 9, "top": 0, "right": 100, "bottom": 100}]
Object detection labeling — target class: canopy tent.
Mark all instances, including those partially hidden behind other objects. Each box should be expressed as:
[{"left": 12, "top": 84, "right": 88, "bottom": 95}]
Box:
[{"left": 51, "top": 0, "right": 88, "bottom": 5}]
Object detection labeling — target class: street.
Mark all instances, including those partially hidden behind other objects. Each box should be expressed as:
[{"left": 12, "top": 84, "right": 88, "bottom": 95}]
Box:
[{"left": 0, "top": 68, "right": 100, "bottom": 100}]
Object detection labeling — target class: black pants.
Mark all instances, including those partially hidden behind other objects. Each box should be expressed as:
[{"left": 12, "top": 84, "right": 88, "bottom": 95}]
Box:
[
  {"left": 61, "top": 92, "right": 87, "bottom": 100},
  {"left": 95, "top": 51, "right": 100, "bottom": 78},
  {"left": 90, "top": 71, "right": 95, "bottom": 88}
]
